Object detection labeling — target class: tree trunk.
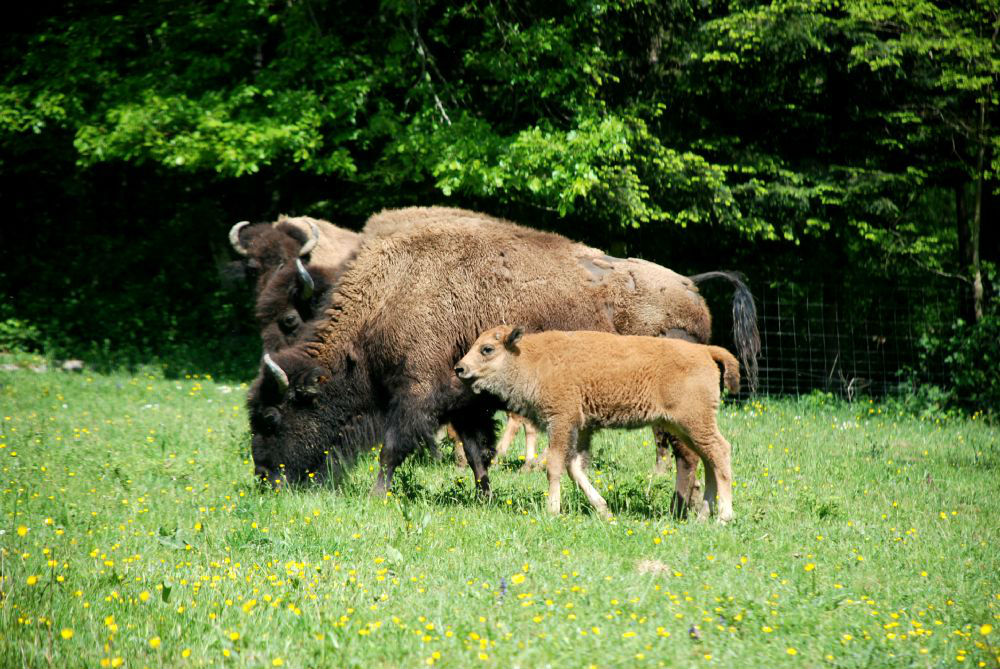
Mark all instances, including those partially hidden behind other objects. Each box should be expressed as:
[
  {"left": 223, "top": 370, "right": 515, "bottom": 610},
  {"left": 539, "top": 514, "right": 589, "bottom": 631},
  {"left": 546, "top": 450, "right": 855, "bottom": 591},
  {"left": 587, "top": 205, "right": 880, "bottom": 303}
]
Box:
[
  {"left": 970, "top": 96, "right": 986, "bottom": 322},
  {"left": 955, "top": 182, "right": 975, "bottom": 322}
]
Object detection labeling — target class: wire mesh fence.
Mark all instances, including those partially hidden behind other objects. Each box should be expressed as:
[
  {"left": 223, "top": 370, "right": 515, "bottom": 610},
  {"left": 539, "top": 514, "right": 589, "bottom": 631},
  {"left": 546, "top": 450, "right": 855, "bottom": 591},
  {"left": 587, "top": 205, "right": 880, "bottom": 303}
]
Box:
[{"left": 738, "top": 278, "right": 959, "bottom": 400}]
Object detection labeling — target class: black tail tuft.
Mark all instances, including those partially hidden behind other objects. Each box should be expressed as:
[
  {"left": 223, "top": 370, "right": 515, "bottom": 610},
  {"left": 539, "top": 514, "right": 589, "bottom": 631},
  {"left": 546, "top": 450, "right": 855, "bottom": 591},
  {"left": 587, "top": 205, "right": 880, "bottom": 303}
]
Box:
[{"left": 688, "top": 271, "right": 760, "bottom": 393}]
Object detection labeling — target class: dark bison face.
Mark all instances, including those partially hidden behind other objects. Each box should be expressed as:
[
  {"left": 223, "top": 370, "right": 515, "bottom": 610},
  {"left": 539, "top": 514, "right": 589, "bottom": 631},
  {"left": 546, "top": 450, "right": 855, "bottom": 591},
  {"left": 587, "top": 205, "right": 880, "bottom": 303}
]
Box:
[
  {"left": 247, "top": 349, "right": 331, "bottom": 486},
  {"left": 229, "top": 221, "right": 318, "bottom": 293},
  {"left": 246, "top": 347, "right": 368, "bottom": 486},
  {"left": 255, "top": 260, "right": 333, "bottom": 352}
]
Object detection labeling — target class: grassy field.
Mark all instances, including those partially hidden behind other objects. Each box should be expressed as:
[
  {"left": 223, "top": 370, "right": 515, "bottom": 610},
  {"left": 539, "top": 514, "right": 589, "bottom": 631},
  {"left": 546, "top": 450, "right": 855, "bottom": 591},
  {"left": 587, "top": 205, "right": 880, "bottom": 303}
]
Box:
[{"left": 1, "top": 362, "right": 998, "bottom": 668}]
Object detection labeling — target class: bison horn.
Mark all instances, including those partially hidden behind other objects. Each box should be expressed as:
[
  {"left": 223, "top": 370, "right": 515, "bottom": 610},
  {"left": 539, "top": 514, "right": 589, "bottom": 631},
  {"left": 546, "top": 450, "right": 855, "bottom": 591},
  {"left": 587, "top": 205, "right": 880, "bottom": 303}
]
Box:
[
  {"left": 295, "top": 259, "right": 315, "bottom": 300},
  {"left": 229, "top": 221, "right": 251, "bottom": 257},
  {"left": 298, "top": 220, "right": 319, "bottom": 257},
  {"left": 262, "top": 354, "right": 289, "bottom": 396}
]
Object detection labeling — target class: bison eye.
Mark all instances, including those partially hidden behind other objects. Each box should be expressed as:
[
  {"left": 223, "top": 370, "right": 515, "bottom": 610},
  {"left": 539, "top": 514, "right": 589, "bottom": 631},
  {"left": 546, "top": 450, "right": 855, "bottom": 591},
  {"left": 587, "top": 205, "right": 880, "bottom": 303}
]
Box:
[
  {"left": 280, "top": 313, "right": 300, "bottom": 330},
  {"left": 481, "top": 345, "right": 494, "bottom": 355}
]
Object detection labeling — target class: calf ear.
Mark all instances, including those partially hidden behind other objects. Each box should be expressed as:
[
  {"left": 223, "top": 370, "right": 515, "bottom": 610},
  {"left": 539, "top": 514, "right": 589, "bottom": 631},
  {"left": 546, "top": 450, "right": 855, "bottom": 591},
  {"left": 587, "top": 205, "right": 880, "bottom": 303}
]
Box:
[{"left": 504, "top": 326, "right": 524, "bottom": 351}]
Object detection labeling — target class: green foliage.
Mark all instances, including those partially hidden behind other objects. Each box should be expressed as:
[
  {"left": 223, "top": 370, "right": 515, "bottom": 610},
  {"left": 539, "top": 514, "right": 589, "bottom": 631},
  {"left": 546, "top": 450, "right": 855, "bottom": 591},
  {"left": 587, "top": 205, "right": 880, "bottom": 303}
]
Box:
[
  {"left": 0, "top": 0, "right": 996, "bottom": 386},
  {"left": 6, "top": 0, "right": 992, "bottom": 241},
  {"left": 915, "top": 303, "right": 1000, "bottom": 413},
  {"left": 0, "top": 314, "right": 41, "bottom": 353}
]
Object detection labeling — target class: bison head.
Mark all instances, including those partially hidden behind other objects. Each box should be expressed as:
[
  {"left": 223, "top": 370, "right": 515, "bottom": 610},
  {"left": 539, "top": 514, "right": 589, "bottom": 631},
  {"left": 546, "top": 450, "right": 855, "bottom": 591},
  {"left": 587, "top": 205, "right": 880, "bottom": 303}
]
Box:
[
  {"left": 228, "top": 219, "right": 320, "bottom": 293},
  {"left": 246, "top": 346, "right": 373, "bottom": 486},
  {"left": 256, "top": 259, "right": 336, "bottom": 352}
]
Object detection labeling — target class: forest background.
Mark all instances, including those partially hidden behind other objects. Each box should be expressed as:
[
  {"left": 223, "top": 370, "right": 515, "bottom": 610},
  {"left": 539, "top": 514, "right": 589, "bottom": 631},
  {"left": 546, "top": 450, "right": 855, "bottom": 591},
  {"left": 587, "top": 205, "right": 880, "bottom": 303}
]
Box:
[{"left": 1, "top": 0, "right": 997, "bottom": 409}]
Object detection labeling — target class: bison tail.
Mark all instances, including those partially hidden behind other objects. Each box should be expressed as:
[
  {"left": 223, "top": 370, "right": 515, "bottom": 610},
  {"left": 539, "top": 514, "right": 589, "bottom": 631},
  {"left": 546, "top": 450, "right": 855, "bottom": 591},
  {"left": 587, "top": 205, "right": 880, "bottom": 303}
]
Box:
[
  {"left": 708, "top": 346, "right": 741, "bottom": 394},
  {"left": 688, "top": 271, "right": 760, "bottom": 393}
]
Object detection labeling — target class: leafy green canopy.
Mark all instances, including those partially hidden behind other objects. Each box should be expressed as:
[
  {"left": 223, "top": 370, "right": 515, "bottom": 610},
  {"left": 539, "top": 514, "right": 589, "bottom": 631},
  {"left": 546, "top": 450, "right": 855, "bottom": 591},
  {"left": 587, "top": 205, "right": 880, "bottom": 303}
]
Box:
[{"left": 4, "top": 0, "right": 994, "bottom": 247}]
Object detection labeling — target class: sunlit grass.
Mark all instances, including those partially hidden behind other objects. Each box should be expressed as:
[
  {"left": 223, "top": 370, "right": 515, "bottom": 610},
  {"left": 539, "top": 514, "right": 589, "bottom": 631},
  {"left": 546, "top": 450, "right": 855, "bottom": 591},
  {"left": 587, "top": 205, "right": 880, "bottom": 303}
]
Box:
[{"left": 1, "top": 367, "right": 997, "bottom": 668}]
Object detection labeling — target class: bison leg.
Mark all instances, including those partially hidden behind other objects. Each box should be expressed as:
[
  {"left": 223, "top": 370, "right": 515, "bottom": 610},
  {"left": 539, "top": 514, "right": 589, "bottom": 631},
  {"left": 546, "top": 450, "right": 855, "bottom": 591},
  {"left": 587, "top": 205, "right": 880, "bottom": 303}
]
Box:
[
  {"left": 656, "top": 427, "right": 702, "bottom": 518},
  {"left": 449, "top": 410, "right": 497, "bottom": 498},
  {"left": 566, "top": 429, "right": 610, "bottom": 519},
  {"left": 372, "top": 405, "right": 437, "bottom": 497}
]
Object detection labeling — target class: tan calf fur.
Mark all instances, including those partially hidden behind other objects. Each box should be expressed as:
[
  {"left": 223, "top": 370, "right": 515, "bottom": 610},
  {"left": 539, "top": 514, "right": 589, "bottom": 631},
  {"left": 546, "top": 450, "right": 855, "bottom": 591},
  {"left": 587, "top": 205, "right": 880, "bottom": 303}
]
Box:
[{"left": 456, "top": 327, "right": 739, "bottom": 521}]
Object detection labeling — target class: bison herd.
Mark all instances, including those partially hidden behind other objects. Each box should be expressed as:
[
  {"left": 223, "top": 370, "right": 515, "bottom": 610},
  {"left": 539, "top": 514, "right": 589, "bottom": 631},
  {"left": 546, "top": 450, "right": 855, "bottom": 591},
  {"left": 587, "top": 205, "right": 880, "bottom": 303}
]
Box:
[{"left": 229, "top": 207, "right": 757, "bottom": 520}]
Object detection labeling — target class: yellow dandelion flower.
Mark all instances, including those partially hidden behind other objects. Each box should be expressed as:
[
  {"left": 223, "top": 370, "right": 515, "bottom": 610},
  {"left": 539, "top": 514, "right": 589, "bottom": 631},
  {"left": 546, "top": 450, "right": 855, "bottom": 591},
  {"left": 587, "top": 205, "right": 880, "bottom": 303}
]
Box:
[
  {"left": 149, "top": 637, "right": 161, "bottom": 649},
  {"left": 182, "top": 649, "right": 191, "bottom": 658},
  {"left": 804, "top": 563, "right": 815, "bottom": 572},
  {"left": 26, "top": 575, "right": 38, "bottom": 586},
  {"left": 272, "top": 658, "right": 285, "bottom": 667},
  {"left": 60, "top": 628, "right": 73, "bottom": 640},
  {"left": 229, "top": 631, "right": 240, "bottom": 641},
  {"left": 511, "top": 573, "right": 526, "bottom": 585},
  {"left": 139, "top": 591, "right": 150, "bottom": 602},
  {"left": 787, "top": 647, "right": 798, "bottom": 655},
  {"left": 16, "top": 526, "right": 27, "bottom": 537},
  {"left": 981, "top": 624, "right": 993, "bottom": 635}
]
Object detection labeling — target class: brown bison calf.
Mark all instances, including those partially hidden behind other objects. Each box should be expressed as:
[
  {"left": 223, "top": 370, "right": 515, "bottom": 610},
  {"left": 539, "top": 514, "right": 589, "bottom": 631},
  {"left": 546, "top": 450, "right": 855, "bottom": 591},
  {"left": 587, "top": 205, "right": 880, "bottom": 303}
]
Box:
[{"left": 455, "top": 327, "right": 739, "bottom": 522}]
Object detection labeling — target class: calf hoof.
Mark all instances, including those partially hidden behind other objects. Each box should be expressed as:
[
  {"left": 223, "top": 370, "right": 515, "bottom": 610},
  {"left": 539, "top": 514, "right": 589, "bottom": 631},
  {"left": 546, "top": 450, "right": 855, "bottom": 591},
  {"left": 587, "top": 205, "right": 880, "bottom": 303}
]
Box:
[
  {"left": 695, "top": 500, "right": 711, "bottom": 522},
  {"left": 520, "top": 459, "right": 543, "bottom": 473}
]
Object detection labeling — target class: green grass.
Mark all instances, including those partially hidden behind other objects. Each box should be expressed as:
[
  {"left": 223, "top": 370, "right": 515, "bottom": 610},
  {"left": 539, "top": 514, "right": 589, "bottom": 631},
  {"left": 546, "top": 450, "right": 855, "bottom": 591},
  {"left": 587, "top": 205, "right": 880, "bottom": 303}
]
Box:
[{"left": 1, "top": 366, "right": 998, "bottom": 668}]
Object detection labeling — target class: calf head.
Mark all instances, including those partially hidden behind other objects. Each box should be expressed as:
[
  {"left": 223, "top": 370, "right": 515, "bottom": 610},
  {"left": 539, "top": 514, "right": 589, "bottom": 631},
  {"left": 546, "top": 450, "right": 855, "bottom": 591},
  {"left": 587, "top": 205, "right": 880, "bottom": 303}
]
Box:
[
  {"left": 246, "top": 346, "right": 366, "bottom": 486},
  {"left": 454, "top": 325, "right": 523, "bottom": 393}
]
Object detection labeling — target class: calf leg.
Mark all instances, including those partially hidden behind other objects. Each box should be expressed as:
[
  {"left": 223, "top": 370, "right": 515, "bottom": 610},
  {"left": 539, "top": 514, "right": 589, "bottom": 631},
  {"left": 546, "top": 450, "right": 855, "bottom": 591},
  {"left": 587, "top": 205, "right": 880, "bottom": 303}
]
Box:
[
  {"left": 496, "top": 413, "right": 522, "bottom": 457},
  {"left": 544, "top": 422, "right": 574, "bottom": 515},
  {"left": 566, "top": 430, "right": 610, "bottom": 519},
  {"left": 686, "top": 427, "right": 734, "bottom": 523},
  {"left": 453, "top": 439, "right": 468, "bottom": 469},
  {"left": 662, "top": 428, "right": 703, "bottom": 518},
  {"left": 521, "top": 416, "right": 544, "bottom": 473}
]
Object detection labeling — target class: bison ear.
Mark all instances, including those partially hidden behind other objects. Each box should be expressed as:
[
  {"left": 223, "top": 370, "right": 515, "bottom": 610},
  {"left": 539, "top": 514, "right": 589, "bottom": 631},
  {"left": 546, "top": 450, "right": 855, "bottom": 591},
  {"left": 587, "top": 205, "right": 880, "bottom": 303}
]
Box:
[{"left": 504, "top": 326, "right": 524, "bottom": 351}]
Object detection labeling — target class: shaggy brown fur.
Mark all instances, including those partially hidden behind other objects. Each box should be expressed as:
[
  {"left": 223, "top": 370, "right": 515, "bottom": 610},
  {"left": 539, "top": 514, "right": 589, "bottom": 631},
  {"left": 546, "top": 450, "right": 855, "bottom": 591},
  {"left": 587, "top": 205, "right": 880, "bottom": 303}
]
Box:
[
  {"left": 248, "top": 208, "right": 755, "bottom": 508},
  {"left": 455, "top": 327, "right": 739, "bottom": 521},
  {"left": 277, "top": 215, "right": 363, "bottom": 271}
]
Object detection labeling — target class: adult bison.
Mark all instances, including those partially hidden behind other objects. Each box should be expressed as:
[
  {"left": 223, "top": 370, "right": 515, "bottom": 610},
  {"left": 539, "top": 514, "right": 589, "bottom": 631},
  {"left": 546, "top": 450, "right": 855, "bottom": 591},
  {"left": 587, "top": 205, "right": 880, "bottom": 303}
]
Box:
[
  {"left": 238, "top": 208, "right": 503, "bottom": 351},
  {"left": 247, "top": 208, "right": 758, "bottom": 512}
]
